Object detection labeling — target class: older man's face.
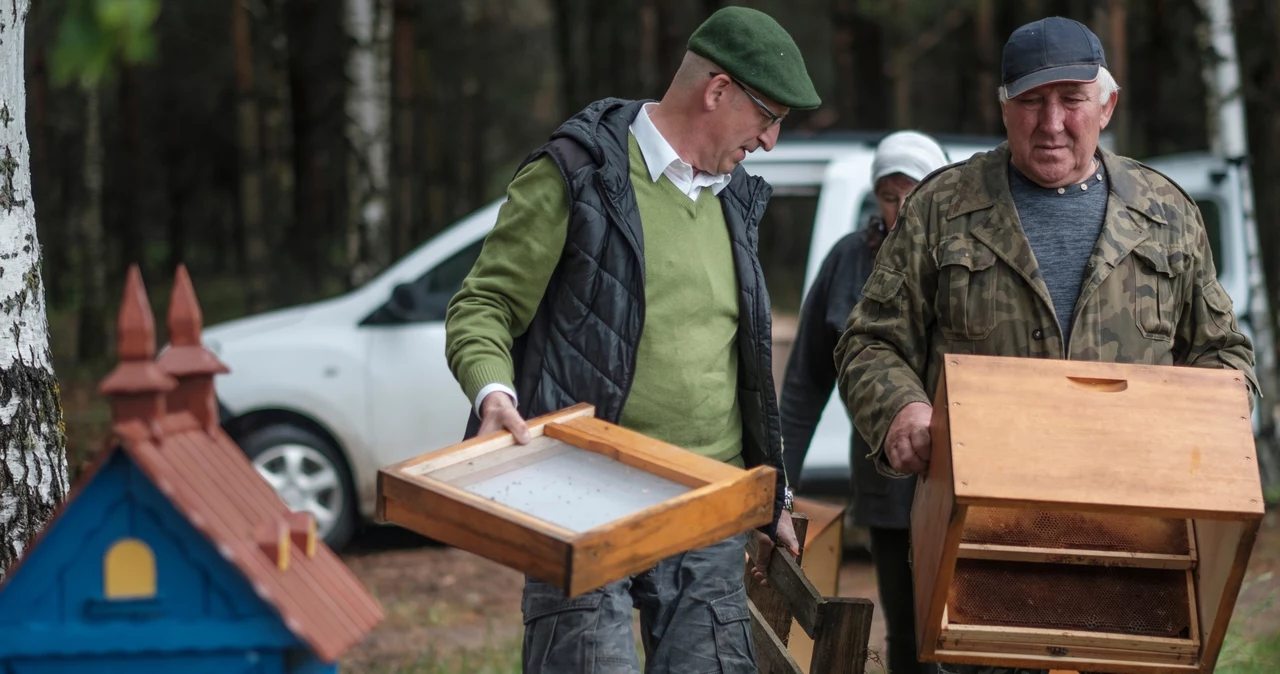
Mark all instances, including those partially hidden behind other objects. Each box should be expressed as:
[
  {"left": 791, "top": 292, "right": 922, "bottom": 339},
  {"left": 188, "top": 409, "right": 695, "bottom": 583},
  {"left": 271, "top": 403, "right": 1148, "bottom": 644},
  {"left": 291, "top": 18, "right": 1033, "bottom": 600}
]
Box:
[{"left": 1002, "top": 80, "right": 1117, "bottom": 188}]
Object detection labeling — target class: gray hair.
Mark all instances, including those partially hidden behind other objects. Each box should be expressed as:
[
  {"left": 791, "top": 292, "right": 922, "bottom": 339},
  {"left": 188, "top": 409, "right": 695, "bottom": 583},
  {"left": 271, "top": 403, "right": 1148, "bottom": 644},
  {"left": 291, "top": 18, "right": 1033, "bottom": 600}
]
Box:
[{"left": 998, "top": 66, "right": 1120, "bottom": 105}]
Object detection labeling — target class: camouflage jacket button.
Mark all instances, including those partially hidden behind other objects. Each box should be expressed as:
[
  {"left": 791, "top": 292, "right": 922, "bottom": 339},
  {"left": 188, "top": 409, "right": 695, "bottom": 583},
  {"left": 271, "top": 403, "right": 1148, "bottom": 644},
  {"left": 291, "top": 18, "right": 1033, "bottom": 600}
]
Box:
[{"left": 1032, "top": 328, "right": 1045, "bottom": 340}]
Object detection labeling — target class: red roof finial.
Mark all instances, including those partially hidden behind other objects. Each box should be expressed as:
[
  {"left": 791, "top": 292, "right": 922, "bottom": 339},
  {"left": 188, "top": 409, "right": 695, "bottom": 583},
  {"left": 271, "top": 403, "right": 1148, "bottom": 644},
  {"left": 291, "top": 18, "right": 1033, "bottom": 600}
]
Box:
[
  {"left": 99, "top": 265, "right": 176, "bottom": 439},
  {"left": 168, "top": 265, "right": 203, "bottom": 347},
  {"left": 156, "top": 264, "right": 229, "bottom": 431}
]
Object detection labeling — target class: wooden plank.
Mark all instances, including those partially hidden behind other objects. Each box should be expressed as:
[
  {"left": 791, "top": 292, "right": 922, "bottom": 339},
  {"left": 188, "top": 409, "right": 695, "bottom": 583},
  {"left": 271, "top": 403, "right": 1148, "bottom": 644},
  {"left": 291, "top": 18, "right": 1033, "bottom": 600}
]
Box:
[
  {"left": 425, "top": 434, "right": 574, "bottom": 486},
  {"left": 940, "top": 623, "right": 1199, "bottom": 655},
  {"left": 1186, "top": 518, "right": 1198, "bottom": 565},
  {"left": 547, "top": 416, "right": 747, "bottom": 488},
  {"left": 956, "top": 543, "right": 1194, "bottom": 569},
  {"left": 936, "top": 634, "right": 1198, "bottom": 665},
  {"left": 746, "top": 514, "right": 810, "bottom": 646},
  {"left": 929, "top": 646, "right": 1201, "bottom": 673},
  {"left": 750, "top": 599, "right": 805, "bottom": 674},
  {"left": 381, "top": 496, "right": 571, "bottom": 590},
  {"left": 568, "top": 466, "right": 774, "bottom": 597},
  {"left": 760, "top": 535, "right": 826, "bottom": 639},
  {"left": 394, "top": 403, "right": 596, "bottom": 476},
  {"left": 380, "top": 468, "right": 580, "bottom": 539},
  {"left": 941, "top": 355, "right": 1262, "bottom": 518},
  {"left": 913, "top": 368, "right": 967, "bottom": 659},
  {"left": 1186, "top": 568, "right": 1200, "bottom": 647},
  {"left": 809, "top": 598, "right": 874, "bottom": 674},
  {"left": 787, "top": 499, "right": 846, "bottom": 672},
  {"left": 1194, "top": 517, "right": 1261, "bottom": 671},
  {"left": 376, "top": 471, "right": 576, "bottom": 591}
]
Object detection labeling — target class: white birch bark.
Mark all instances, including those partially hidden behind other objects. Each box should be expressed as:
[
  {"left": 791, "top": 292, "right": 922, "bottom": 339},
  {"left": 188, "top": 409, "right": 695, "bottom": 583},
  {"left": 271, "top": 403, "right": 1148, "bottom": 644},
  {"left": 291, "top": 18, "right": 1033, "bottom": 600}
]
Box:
[
  {"left": 345, "top": 0, "right": 392, "bottom": 286},
  {"left": 0, "top": 0, "right": 70, "bottom": 581}
]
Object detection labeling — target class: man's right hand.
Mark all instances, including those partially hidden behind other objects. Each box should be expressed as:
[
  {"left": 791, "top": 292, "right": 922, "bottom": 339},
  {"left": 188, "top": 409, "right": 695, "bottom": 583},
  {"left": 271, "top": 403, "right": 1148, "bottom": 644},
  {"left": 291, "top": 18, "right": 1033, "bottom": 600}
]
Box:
[
  {"left": 885, "top": 401, "right": 933, "bottom": 474},
  {"left": 478, "top": 391, "right": 531, "bottom": 444}
]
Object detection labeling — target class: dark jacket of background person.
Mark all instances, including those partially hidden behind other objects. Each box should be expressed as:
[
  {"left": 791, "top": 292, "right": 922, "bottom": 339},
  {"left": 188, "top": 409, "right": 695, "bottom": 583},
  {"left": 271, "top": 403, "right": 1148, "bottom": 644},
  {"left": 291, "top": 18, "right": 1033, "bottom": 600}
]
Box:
[{"left": 780, "top": 219, "right": 915, "bottom": 529}]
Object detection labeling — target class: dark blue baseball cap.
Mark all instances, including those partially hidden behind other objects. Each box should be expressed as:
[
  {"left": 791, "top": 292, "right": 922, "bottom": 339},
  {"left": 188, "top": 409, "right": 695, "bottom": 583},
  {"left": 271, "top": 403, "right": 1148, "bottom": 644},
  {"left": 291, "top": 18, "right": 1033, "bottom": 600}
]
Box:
[{"left": 1001, "top": 17, "right": 1107, "bottom": 99}]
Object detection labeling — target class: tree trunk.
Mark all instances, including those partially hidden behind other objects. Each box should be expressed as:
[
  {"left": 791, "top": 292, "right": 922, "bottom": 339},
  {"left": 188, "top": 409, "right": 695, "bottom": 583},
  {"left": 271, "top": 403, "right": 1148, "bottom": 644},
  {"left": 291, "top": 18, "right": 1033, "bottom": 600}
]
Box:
[
  {"left": 975, "top": 0, "right": 999, "bottom": 134},
  {"left": 117, "top": 66, "right": 144, "bottom": 276},
  {"left": 285, "top": 0, "right": 344, "bottom": 299},
  {"left": 831, "top": 0, "right": 857, "bottom": 127},
  {"left": 0, "top": 0, "right": 70, "bottom": 581},
  {"left": 391, "top": 0, "right": 415, "bottom": 259},
  {"left": 890, "top": 0, "right": 912, "bottom": 129},
  {"left": 344, "top": 0, "right": 393, "bottom": 286},
  {"left": 654, "top": 0, "right": 685, "bottom": 90},
  {"left": 76, "top": 87, "right": 108, "bottom": 363},
  {"left": 552, "top": 0, "right": 577, "bottom": 117},
  {"left": 262, "top": 0, "right": 297, "bottom": 303},
  {"left": 1106, "top": 0, "right": 1129, "bottom": 153},
  {"left": 1197, "top": 0, "right": 1280, "bottom": 491},
  {"left": 232, "top": 0, "right": 271, "bottom": 313}
]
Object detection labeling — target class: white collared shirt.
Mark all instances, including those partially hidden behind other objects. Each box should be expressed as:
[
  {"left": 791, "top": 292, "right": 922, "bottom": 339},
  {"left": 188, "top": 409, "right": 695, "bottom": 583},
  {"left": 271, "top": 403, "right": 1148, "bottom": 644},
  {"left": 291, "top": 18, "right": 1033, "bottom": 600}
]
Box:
[
  {"left": 629, "top": 102, "right": 733, "bottom": 201},
  {"left": 473, "top": 103, "right": 731, "bottom": 414}
]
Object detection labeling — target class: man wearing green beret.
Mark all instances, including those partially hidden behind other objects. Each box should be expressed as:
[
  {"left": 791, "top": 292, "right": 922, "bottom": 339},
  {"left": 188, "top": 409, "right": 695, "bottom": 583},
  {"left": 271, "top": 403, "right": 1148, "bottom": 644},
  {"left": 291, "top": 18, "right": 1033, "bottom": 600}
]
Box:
[{"left": 444, "top": 6, "right": 819, "bottom": 672}]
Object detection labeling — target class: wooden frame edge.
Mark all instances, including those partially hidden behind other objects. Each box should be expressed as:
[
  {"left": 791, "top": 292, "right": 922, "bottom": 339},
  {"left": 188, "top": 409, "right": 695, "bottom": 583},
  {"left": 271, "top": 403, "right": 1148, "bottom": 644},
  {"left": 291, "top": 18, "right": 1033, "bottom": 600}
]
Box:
[
  {"left": 955, "top": 543, "right": 1194, "bottom": 570},
  {"left": 544, "top": 416, "right": 745, "bottom": 488},
  {"left": 383, "top": 403, "right": 597, "bottom": 477},
  {"left": 380, "top": 469, "right": 580, "bottom": 540},
  {"left": 1199, "top": 517, "right": 1263, "bottom": 672},
  {"left": 565, "top": 466, "right": 775, "bottom": 596},
  {"left": 952, "top": 495, "right": 1263, "bottom": 523},
  {"left": 928, "top": 647, "right": 1201, "bottom": 674}
]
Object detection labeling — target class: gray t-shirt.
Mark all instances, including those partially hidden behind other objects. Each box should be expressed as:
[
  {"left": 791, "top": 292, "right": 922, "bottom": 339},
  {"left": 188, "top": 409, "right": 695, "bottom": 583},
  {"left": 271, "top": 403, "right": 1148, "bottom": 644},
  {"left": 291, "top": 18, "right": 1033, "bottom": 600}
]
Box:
[{"left": 1008, "top": 160, "right": 1108, "bottom": 346}]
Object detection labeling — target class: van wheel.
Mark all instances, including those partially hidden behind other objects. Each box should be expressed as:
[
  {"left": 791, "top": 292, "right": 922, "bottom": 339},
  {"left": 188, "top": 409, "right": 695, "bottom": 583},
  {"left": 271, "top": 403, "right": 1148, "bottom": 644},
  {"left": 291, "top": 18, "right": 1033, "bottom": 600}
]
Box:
[{"left": 241, "top": 424, "right": 358, "bottom": 551}]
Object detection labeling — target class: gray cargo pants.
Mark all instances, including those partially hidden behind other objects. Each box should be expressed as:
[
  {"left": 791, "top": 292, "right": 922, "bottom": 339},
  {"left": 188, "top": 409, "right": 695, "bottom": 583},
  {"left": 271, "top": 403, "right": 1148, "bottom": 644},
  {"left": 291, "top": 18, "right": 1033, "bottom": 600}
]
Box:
[{"left": 521, "top": 533, "right": 755, "bottom": 673}]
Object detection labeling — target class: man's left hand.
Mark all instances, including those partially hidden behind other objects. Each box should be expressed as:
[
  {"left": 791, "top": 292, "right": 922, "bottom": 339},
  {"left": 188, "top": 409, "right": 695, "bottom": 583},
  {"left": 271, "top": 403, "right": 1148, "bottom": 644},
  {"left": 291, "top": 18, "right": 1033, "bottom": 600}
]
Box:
[{"left": 751, "top": 510, "right": 800, "bottom": 587}]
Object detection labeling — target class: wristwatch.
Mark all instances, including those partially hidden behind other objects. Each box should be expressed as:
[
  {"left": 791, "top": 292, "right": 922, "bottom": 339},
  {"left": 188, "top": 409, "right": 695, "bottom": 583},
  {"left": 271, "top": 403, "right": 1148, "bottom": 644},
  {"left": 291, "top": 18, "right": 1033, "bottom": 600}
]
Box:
[{"left": 783, "top": 487, "right": 794, "bottom": 512}]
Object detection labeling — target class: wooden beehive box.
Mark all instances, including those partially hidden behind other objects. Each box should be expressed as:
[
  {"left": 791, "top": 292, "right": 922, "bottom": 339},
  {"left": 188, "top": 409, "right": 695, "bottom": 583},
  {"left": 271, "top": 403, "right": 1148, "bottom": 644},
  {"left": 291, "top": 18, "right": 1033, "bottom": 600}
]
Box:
[
  {"left": 914, "top": 354, "right": 1264, "bottom": 674},
  {"left": 377, "top": 404, "right": 776, "bottom": 597}
]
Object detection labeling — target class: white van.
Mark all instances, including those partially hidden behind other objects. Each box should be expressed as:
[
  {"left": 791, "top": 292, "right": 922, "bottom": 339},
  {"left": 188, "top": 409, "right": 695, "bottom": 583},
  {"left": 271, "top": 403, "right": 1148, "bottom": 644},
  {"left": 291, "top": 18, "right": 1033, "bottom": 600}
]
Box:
[{"left": 205, "top": 133, "right": 1273, "bottom": 549}]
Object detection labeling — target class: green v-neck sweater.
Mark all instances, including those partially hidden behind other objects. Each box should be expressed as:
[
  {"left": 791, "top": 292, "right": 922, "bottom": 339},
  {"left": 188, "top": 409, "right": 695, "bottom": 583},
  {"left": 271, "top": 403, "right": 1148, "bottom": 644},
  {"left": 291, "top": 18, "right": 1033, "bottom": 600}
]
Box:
[{"left": 446, "top": 133, "right": 743, "bottom": 465}]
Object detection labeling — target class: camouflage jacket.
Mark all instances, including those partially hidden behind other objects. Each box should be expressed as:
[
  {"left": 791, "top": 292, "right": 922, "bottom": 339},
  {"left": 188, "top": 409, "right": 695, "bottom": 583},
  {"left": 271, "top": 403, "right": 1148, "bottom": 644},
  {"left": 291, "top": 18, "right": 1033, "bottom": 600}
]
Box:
[{"left": 834, "top": 142, "right": 1258, "bottom": 477}]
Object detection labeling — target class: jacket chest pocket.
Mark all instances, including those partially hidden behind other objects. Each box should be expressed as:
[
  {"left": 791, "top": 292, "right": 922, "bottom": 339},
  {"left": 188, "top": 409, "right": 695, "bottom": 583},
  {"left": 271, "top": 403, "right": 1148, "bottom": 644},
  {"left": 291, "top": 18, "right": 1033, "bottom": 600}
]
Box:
[
  {"left": 935, "top": 238, "right": 1001, "bottom": 341},
  {"left": 1130, "top": 241, "right": 1190, "bottom": 340}
]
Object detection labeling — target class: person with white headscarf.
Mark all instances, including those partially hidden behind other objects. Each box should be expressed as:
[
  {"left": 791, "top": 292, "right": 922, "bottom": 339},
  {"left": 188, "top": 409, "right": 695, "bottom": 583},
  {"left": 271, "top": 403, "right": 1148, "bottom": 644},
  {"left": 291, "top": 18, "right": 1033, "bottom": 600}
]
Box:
[{"left": 779, "top": 130, "right": 950, "bottom": 674}]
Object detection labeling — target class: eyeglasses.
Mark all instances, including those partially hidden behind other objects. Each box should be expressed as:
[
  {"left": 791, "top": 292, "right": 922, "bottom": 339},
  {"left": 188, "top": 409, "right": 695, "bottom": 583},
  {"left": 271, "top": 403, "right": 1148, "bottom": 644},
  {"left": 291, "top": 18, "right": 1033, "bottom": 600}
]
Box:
[{"left": 709, "top": 71, "right": 785, "bottom": 128}]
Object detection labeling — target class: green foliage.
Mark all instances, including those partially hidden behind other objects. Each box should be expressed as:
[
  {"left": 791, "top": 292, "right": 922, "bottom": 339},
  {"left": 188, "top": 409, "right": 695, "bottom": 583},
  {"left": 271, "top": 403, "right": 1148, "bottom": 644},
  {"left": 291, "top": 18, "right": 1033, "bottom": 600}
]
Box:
[
  {"left": 1217, "top": 577, "right": 1279, "bottom": 674},
  {"left": 49, "top": 0, "right": 161, "bottom": 89}
]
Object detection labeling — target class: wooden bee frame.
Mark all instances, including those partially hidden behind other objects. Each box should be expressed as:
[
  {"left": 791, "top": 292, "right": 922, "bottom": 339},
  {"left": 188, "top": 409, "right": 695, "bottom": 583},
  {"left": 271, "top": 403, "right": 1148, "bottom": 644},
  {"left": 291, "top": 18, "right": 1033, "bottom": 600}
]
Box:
[
  {"left": 376, "top": 404, "right": 776, "bottom": 597},
  {"left": 914, "top": 355, "right": 1264, "bottom": 674}
]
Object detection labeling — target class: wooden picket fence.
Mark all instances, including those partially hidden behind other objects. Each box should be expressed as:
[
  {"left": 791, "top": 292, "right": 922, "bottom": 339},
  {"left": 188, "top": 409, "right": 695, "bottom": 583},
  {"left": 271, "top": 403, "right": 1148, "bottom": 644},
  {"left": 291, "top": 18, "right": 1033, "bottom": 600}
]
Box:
[{"left": 744, "top": 514, "right": 876, "bottom": 674}]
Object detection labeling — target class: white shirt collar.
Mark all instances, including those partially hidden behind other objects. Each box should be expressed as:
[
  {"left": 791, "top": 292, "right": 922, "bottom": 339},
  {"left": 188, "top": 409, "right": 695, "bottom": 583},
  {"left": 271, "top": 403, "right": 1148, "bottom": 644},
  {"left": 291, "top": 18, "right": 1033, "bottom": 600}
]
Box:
[{"left": 629, "top": 103, "right": 732, "bottom": 200}]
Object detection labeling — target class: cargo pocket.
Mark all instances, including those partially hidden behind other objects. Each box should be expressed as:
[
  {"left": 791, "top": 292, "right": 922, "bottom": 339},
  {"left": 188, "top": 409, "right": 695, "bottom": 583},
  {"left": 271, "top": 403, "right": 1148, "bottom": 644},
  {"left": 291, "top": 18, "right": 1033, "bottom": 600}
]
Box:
[
  {"left": 708, "top": 586, "right": 755, "bottom": 673},
  {"left": 934, "top": 237, "right": 1000, "bottom": 340},
  {"left": 1131, "top": 242, "right": 1189, "bottom": 341},
  {"left": 522, "top": 591, "right": 607, "bottom": 670}
]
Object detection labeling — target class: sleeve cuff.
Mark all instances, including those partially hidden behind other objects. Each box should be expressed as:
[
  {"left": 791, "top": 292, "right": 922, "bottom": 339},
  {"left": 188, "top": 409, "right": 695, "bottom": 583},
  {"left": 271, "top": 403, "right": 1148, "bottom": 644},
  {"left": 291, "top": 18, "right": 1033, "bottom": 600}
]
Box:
[{"left": 474, "top": 383, "right": 518, "bottom": 417}]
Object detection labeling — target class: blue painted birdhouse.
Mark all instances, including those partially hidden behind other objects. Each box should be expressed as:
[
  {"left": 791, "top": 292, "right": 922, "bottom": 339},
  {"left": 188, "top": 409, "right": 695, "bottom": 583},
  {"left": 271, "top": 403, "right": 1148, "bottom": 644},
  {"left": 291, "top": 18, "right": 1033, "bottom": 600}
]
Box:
[{"left": 0, "top": 266, "right": 384, "bottom": 673}]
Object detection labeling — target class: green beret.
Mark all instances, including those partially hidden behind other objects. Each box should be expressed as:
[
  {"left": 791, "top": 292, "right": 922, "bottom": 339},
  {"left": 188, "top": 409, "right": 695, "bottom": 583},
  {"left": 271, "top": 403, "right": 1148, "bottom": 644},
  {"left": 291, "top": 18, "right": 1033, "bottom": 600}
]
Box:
[{"left": 687, "top": 7, "right": 821, "bottom": 111}]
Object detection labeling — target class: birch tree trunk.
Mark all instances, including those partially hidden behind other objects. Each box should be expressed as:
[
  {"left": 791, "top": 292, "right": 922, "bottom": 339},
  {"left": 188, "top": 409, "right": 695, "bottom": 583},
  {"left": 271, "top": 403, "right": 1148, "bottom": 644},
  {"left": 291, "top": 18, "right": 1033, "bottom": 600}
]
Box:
[
  {"left": 1196, "top": 0, "right": 1280, "bottom": 492},
  {"left": 345, "top": 0, "right": 392, "bottom": 286},
  {"left": 0, "top": 0, "right": 70, "bottom": 581}
]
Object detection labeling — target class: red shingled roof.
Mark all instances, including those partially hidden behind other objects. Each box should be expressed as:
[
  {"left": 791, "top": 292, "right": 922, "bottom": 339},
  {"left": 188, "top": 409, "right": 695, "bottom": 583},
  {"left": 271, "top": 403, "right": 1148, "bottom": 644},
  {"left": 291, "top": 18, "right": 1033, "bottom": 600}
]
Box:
[{"left": 49, "top": 265, "right": 382, "bottom": 662}]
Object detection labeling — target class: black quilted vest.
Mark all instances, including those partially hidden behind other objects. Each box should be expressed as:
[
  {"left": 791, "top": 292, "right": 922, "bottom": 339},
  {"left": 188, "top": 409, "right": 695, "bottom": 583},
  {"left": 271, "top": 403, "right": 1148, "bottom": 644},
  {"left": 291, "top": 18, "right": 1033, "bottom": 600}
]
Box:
[{"left": 465, "top": 98, "right": 787, "bottom": 533}]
